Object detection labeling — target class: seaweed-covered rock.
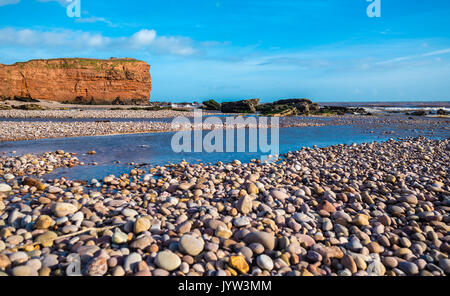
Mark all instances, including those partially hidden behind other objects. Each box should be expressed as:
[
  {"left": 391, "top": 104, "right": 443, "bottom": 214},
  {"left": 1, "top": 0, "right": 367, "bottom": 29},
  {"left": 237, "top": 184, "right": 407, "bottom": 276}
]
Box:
[
  {"left": 274, "top": 99, "right": 319, "bottom": 113},
  {"left": 318, "top": 106, "right": 367, "bottom": 115},
  {"left": 202, "top": 99, "right": 221, "bottom": 111},
  {"left": 221, "top": 99, "right": 260, "bottom": 113},
  {"left": 257, "top": 98, "right": 319, "bottom": 116}
]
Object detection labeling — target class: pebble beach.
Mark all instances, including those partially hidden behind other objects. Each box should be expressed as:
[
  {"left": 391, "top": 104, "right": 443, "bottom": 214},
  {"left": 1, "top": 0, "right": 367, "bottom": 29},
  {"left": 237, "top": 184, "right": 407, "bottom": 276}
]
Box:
[
  {"left": 0, "top": 119, "right": 322, "bottom": 142},
  {"left": 0, "top": 137, "right": 449, "bottom": 276}
]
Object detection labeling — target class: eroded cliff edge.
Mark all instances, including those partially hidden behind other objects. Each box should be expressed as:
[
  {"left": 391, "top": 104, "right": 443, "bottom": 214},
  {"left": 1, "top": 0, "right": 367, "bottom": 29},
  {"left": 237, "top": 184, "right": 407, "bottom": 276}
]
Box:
[{"left": 0, "top": 58, "right": 151, "bottom": 105}]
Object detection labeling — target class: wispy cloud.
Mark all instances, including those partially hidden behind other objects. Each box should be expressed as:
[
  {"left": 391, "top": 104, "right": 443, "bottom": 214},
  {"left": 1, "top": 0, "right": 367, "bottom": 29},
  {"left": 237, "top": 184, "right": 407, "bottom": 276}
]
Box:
[
  {"left": 0, "top": 0, "right": 19, "bottom": 7},
  {"left": 35, "top": 0, "right": 68, "bottom": 6},
  {"left": 1, "top": 0, "right": 70, "bottom": 6},
  {"left": 421, "top": 48, "right": 450, "bottom": 57},
  {"left": 75, "top": 16, "right": 116, "bottom": 27},
  {"left": 377, "top": 48, "right": 450, "bottom": 65}
]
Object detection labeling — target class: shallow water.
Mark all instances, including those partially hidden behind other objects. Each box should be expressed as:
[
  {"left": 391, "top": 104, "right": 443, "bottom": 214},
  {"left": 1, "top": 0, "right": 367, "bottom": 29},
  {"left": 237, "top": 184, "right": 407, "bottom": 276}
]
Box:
[{"left": 1, "top": 123, "right": 448, "bottom": 181}]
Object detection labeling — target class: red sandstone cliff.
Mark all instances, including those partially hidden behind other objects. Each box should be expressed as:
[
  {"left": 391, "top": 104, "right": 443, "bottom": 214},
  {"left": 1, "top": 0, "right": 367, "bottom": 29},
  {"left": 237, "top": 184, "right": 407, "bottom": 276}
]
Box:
[{"left": 0, "top": 58, "right": 151, "bottom": 105}]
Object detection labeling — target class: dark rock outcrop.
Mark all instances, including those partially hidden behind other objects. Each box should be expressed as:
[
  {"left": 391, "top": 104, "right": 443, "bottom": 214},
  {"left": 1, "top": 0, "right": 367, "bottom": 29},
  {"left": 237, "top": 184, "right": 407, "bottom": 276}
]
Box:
[
  {"left": 257, "top": 99, "right": 320, "bottom": 116},
  {"left": 437, "top": 109, "right": 449, "bottom": 116},
  {"left": 274, "top": 99, "right": 320, "bottom": 113},
  {"left": 0, "top": 58, "right": 151, "bottom": 105},
  {"left": 202, "top": 99, "right": 221, "bottom": 111},
  {"left": 221, "top": 99, "right": 260, "bottom": 113},
  {"left": 319, "top": 106, "right": 367, "bottom": 115},
  {"left": 409, "top": 110, "right": 427, "bottom": 116}
]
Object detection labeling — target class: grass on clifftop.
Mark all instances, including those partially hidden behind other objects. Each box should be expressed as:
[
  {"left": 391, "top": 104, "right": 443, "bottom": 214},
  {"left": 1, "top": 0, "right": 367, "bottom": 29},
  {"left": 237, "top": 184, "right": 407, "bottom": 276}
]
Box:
[{"left": 6, "top": 58, "right": 145, "bottom": 69}]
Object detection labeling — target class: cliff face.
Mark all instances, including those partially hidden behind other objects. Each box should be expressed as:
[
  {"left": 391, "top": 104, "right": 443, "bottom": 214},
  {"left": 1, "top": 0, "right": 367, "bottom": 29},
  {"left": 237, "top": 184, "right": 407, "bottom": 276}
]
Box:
[{"left": 0, "top": 58, "right": 151, "bottom": 105}]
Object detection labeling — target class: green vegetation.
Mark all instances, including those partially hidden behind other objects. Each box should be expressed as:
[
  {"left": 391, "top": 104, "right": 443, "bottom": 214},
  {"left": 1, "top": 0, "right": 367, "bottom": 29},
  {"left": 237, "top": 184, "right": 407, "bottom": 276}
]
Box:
[{"left": 8, "top": 58, "right": 144, "bottom": 71}]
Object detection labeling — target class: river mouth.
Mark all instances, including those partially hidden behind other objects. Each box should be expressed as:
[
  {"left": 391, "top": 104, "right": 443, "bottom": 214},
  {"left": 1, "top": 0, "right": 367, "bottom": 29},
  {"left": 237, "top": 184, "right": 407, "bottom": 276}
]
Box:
[{"left": 1, "top": 122, "right": 448, "bottom": 181}]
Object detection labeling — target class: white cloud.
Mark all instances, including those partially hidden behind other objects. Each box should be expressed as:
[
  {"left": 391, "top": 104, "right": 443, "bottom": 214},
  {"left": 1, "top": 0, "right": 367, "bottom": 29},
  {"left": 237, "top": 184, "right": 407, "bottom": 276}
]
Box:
[
  {"left": 131, "top": 29, "right": 157, "bottom": 47},
  {"left": 0, "top": 27, "right": 198, "bottom": 56},
  {"left": 152, "top": 36, "right": 197, "bottom": 56},
  {"left": 0, "top": 0, "right": 20, "bottom": 7}
]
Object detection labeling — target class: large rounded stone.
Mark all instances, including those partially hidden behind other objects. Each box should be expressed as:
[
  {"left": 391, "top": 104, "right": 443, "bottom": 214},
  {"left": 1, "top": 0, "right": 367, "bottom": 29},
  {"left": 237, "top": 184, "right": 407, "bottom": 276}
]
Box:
[
  {"left": 342, "top": 255, "right": 357, "bottom": 273},
  {"left": 270, "top": 190, "right": 288, "bottom": 201},
  {"left": 11, "top": 266, "right": 38, "bottom": 276},
  {"left": 215, "top": 225, "right": 233, "bottom": 239},
  {"left": 398, "top": 262, "right": 419, "bottom": 275},
  {"left": 35, "top": 231, "right": 58, "bottom": 247},
  {"left": 130, "top": 235, "right": 153, "bottom": 250},
  {"left": 3, "top": 174, "right": 14, "bottom": 181},
  {"left": 122, "top": 208, "right": 138, "bottom": 218},
  {"left": 155, "top": 251, "right": 181, "bottom": 271},
  {"left": 124, "top": 253, "right": 142, "bottom": 273},
  {"left": 0, "top": 184, "right": 12, "bottom": 193},
  {"left": 178, "top": 234, "right": 204, "bottom": 256},
  {"left": 112, "top": 231, "right": 128, "bottom": 245},
  {"left": 256, "top": 255, "right": 274, "bottom": 271},
  {"left": 86, "top": 257, "right": 108, "bottom": 276},
  {"left": 34, "top": 215, "right": 55, "bottom": 230},
  {"left": 23, "top": 177, "right": 45, "bottom": 190},
  {"left": 41, "top": 254, "right": 58, "bottom": 268},
  {"left": 236, "top": 195, "right": 252, "bottom": 215},
  {"left": 134, "top": 217, "right": 151, "bottom": 234},
  {"left": 51, "top": 202, "right": 78, "bottom": 218},
  {"left": 352, "top": 214, "right": 370, "bottom": 227},
  {"left": 243, "top": 231, "right": 275, "bottom": 250},
  {"left": 247, "top": 183, "right": 259, "bottom": 195},
  {"left": 0, "top": 254, "right": 11, "bottom": 269},
  {"left": 233, "top": 217, "right": 251, "bottom": 227},
  {"left": 439, "top": 258, "right": 450, "bottom": 274}
]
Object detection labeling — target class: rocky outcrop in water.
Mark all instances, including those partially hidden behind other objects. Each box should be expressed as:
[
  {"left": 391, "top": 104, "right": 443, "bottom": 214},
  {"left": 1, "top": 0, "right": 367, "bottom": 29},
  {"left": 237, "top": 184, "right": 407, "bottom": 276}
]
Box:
[
  {"left": 409, "top": 110, "right": 428, "bottom": 116},
  {"left": 202, "top": 99, "right": 221, "bottom": 111},
  {"left": 319, "top": 106, "right": 368, "bottom": 115},
  {"left": 257, "top": 99, "right": 320, "bottom": 116},
  {"left": 0, "top": 58, "right": 151, "bottom": 105},
  {"left": 221, "top": 99, "right": 260, "bottom": 113},
  {"left": 218, "top": 98, "right": 372, "bottom": 117}
]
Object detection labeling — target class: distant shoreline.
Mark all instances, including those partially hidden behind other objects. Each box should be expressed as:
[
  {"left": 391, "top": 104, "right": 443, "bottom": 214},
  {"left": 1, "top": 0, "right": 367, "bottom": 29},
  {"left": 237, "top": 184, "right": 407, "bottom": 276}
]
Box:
[{"left": 318, "top": 101, "right": 450, "bottom": 108}]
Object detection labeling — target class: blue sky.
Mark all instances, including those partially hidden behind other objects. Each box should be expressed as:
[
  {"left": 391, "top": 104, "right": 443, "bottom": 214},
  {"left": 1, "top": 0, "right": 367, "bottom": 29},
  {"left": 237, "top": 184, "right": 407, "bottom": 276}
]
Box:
[{"left": 0, "top": 0, "right": 450, "bottom": 102}]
